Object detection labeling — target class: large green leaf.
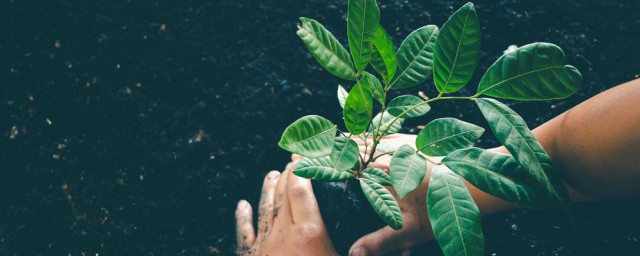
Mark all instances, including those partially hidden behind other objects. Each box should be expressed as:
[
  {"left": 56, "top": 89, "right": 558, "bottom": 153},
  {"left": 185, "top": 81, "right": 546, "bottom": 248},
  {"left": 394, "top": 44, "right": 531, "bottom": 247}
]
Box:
[
  {"left": 415, "top": 118, "right": 484, "bottom": 156},
  {"left": 363, "top": 167, "right": 393, "bottom": 186},
  {"left": 428, "top": 165, "right": 484, "bottom": 256},
  {"left": 330, "top": 136, "right": 360, "bottom": 171},
  {"left": 476, "top": 98, "right": 570, "bottom": 206},
  {"left": 390, "top": 25, "right": 439, "bottom": 89},
  {"left": 387, "top": 95, "right": 431, "bottom": 118},
  {"left": 443, "top": 147, "right": 549, "bottom": 208},
  {"left": 278, "top": 115, "right": 337, "bottom": 158},
  {"left": 294, "top": 156, "right": 355, "bottom": 181},
  {"left": 297, "top": 17, "right": 357, "bottom": 80},
  {"left": 361, "top": 71, "right": 385, "bottom": 105},
  {"left": 370, "top": 111, "right": 404, "bottom": 136},
  {"left": 337, "top": 84, "right": 348, "bottom": 108},
  {"left": 433, "top": 2, "right": 481, "bottom": 93},
  {"left": 360, "top": 178, "right": 403, "bottom": 230},
  {"left": 347, "top": 0, "right": 380, "bottom": 73},
  {"left": 344, "top": 82, "right": 373, "bottom": 134},
  {"left": 476, "top": 43, "right": 582, "bottom": 100},
  {"left": 390, "top": 145, "right": 428, "bottom": 199},
  {"left": 370, "top": 26, "right": 398, "bottom": 84}
]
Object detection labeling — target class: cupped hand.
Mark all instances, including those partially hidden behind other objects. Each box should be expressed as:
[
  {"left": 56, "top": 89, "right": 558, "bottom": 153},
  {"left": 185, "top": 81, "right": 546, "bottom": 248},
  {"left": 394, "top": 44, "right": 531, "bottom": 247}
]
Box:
[
  {"left": 235, "top": 160, "right": 338, "bottom": 256},
  {"left": 350, "top": 133, "right": 438, "bottom": 256}
]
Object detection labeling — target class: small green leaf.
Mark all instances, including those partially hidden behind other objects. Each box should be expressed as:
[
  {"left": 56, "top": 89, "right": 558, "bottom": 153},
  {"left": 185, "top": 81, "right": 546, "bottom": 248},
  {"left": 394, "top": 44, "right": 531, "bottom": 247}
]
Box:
[
  {"left": 390, "top": 25, "right": 439, "bottom": 89},
  {"left": 295, "top": 156, "right": 355, "bottom": 181},
  {"left": 376, "top": 142, "right": 395, "bottom": 154},
  {"left": 361, "top": 72, "right": 385, "bottom": 105},
  {"left": 390, "top": 145, "right": 428, "bottom": 199},
  {"left": 476, "top": 43, "right": 582, "bottom": 100},
  {"left": 387, "top": 95, "right": 431, "bottom": 118},
  {"left": 433, "top": 2, "right": 481, "bottom": 93},
  {"left": 428, "top": 164, "right": 484, "bottom": 256},
  {"left": 476, "top": 98, "right": 570, "bottom": 207},
  {"left": 347, "top": 0, "right": 380, "bottom": 73},
  {"left": 344, "top": 82, "right": 373, "bottom": 135},
  {"left": 360, "top": 178, "right": 403, "bottom": 230},
  {"left": 415, "top": 118, "right": 484, "bottom": 156},
  {"left": 278, "top": 115, "right": 337, "bottom": 158},
  {"left": 337, "top": 84, "right": 348, "bottom": 108},
  {"left": 297, "top": 17, "right": 357, "bottom": 80},
  {"left": 443, "top": 147, "right": 549, "bottom": 208},
  {"left": 330, "top": 136, "right": 360, "bottom": 172},
  {"left": 370, "top": 26, "right": 398, "bottom": 84},
  {"left": 363, "top": 168, "right": 393, "bottom": 186},
  {"left": 370, "top": 111, "right": 404, "bottom": 136}
]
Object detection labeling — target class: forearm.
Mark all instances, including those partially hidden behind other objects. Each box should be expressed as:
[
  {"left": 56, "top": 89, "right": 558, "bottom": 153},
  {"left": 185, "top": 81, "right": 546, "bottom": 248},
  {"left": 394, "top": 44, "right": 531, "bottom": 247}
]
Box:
[{"left": 458, "top": 79, "right": 640, "bottom": 216}]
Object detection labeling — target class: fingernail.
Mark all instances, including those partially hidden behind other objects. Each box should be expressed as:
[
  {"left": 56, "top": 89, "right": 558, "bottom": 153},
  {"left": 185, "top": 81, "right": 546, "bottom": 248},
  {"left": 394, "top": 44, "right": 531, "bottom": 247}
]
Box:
[
  {"left": 349, "top": 248, "right": 365, "bottom": 256},
  {"left": 237, "top": 200, "right": 248, "bottom": 208}
]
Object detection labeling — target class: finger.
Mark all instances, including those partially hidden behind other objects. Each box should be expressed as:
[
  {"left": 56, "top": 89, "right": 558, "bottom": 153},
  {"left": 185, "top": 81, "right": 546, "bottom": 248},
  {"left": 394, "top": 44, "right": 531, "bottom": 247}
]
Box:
[
  {"left": 287, "top": 168, "right": 322, "bottom": 223},
  {"left": 257, "top": 170, "right": 280, "bottom": 236},
  {"left": 274, "top": 163, "right": 292, "bottom": 224},
  {"left": 349, "top": 224, "right": 428, "bottom": 256},
  {"left": 291, "top": 154, "right": 303, "bottom": 161},
  {"left": 235, "top": 200, "right": 256, "bottom": 251}
]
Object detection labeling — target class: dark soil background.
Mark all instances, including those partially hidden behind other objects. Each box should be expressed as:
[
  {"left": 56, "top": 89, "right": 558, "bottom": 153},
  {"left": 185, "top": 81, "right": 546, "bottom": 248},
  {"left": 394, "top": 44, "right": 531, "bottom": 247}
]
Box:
[{"left": 1, "top": 0, "right": 639, "bottom": 255}]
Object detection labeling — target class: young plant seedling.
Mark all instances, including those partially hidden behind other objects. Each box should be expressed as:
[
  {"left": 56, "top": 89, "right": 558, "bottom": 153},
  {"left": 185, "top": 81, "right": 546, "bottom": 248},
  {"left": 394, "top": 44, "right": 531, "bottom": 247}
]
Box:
[{"left": 279, "top": 1, "right": 582, "bottom": 255}]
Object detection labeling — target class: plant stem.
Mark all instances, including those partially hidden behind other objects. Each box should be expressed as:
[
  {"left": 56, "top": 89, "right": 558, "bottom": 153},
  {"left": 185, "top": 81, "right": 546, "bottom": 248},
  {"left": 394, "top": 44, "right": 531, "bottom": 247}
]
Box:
[
  {"left": 371, "top": 151, "right": 394, "bottom": 161},
  {"left": 363, "top": 94, "right": 477, "bottom": 168}
]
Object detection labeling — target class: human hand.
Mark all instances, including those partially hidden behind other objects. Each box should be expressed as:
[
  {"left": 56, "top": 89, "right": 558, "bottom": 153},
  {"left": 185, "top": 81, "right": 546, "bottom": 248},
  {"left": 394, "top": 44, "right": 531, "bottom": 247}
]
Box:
[
  {"left": 350, "top": 133, "right": 438, "bottom": 256},
  {"left": 235, "top": 161, "right": 338, "bottom": 256}
]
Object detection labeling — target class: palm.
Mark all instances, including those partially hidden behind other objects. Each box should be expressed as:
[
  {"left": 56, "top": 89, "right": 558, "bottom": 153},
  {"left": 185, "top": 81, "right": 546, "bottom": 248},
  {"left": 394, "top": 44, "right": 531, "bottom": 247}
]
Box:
[{"left": 351, "top": 133, "right": 438, "bottom": 255}]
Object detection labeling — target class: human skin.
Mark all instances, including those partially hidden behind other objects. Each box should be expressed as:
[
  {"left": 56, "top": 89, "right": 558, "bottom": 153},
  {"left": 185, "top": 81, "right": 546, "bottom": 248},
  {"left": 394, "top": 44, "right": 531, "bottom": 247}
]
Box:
[
  {"left": 236, "top": 79, "right": 640, "bottom": 255},
  {"left": 348, "top": 78, "right": 640, "bottom": 255},
  {"left": 235, "top": 162, "right": 339, "bottom": 256}
]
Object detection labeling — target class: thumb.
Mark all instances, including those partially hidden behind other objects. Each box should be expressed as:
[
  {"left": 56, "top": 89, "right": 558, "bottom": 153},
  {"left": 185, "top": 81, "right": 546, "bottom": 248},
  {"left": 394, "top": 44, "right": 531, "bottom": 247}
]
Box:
[{"left": 349, "top": 226, "right": 413, "bottom": 256}]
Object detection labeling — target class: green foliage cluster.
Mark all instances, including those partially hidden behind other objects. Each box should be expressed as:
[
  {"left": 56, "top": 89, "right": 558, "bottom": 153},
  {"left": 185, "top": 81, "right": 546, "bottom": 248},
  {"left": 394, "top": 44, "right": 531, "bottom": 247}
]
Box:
[{"left": 279, "top": 1, "right": 582, "bottom": 255}]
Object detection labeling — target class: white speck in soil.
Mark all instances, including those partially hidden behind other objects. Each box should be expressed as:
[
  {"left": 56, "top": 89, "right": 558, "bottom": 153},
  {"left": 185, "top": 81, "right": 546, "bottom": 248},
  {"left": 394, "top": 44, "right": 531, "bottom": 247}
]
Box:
[
  {"left": 504, "top": 44, "right": 518, "bottom": 54},
  {"left": 189, "top": 130, "right": 207, "bottom": 144},
  {"left": 9, "top": 125, "right": 19, "bottom": 139},
  {"left": 46, "top": 118, "right": 53, "bottom": 125},
  {"left": 54, "top": 40, "right": 61, "bottom": 48},
  {"left": 511, "top": 224, "right": 518, "bottom": 230}
]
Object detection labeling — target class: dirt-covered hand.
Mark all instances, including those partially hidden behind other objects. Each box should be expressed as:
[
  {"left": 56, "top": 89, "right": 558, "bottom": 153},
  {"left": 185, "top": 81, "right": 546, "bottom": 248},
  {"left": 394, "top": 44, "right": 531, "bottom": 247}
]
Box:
[{"left": 235, "top": 161, "right": 338, "bottom": 256}]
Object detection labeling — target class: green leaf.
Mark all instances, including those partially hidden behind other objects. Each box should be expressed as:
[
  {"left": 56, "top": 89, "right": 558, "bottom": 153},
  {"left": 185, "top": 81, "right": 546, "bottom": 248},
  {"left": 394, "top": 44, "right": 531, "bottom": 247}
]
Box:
[
  {"left": 390, "top": 144, "right": 428, "bottom": 199},
  {"left": 433, "top": 2, "right": 481, "bottom": 93},
  {"left": 363, "top": 168, "right": 393, "bottom": 186},
  {"left": 387, "top": 95, "right": 431, "bottom": 118},
  {"left": 476, "top": 98, "right": 570, "bottom": 206},
  {"left": 361, "top": 72, "right": 385, "bottom": 105},
  {"left": 376, "top": 142, "right": 395, "bottom": 154},
  {"left": 347, "top": 0, "right": 380, "bottom": 73},
  {"left": 344, "top": 82, "right": 373, "bottom": 135},
  {"left": 360, "top": 178, "right": 403, "bottom": 230},
  {"left": 390, "top": 25, "right": 439, "bottom": 89},
  {"left": 297, "top": 17, "right": 357, "bottom": 80},
  {"left": 415, "top": 118, "right": 484, "bottom": 156},
  {"left": 476, "top": 43, "right": 582, "bottom": 100},
  {"left": 294, "top": 156, "right": 355, "bottom": 181},
  {"left": 370, "top": 26, "right": 398, "bottom": 84},
  {"left": 443, "top": 147, "right": 549, "bottom": 208},
  {"left": 370, "top": 111, "right": 404, "bottom": 136},
  {"left": 337, "top": 84, "right": 348, "bottom": 108},
  {"left": 428, "top": 164, "right": 484, "bottom": 256},
  {"left": 278, "top": 115, "right": 337, "bottom": 158},
  {"left": 330, "top": 136, "right": 360, "bottom": 172}
]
